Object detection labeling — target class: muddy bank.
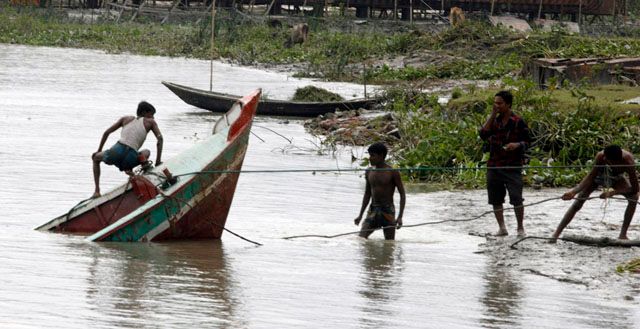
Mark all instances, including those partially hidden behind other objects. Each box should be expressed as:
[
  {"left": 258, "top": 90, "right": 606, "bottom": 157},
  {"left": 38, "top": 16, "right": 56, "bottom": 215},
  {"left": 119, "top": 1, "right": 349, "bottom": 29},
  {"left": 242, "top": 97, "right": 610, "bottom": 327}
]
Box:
[{"left": 436, "top": 188, "right": 640, "bottom": 300}]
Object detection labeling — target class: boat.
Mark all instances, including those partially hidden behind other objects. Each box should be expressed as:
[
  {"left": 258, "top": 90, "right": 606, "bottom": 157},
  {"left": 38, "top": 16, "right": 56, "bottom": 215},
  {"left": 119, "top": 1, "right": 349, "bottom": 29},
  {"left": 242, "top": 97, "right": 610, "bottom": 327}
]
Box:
[
  {"left": 162, "top": 81, "right": 379, "bottom": 117},
  {"left": 35, "top": 89, "right": 261, "bottom": 242}
]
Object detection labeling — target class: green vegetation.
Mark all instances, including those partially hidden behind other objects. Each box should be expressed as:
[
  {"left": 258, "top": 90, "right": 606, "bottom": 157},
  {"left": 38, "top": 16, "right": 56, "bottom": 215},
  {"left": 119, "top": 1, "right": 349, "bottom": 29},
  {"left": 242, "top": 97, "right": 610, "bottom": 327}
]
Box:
[
  {"left": 4, "top": 5, "right": 640, "bottom": 188},
  {"left": 387, "top": 81, "right": 640, "bottom": 188},
  {"left": 616, "top": 258, "right": 640, "bottom": 273},
  {"left": 291, "top": 86, "right": 344, "bottom": 102},
  {"left": 3, "top": 6, "right": 640, "bottom": 84}
]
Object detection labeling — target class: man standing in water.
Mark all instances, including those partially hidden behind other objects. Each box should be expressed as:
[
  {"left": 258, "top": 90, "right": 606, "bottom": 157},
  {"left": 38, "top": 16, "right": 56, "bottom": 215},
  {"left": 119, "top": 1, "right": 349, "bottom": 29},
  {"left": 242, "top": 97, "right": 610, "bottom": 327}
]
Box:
[
  {"left": 551, "top": 145, "right": 639, "bottom": 241},
  {"left": 354, "top": 143, "right": 406, "bottom": 240},
  {"left": 91, "top": 101, "right": 163, "bottom": 198},
  {"left": 479, "top": 90, "right": 531, "bottom": 237}
]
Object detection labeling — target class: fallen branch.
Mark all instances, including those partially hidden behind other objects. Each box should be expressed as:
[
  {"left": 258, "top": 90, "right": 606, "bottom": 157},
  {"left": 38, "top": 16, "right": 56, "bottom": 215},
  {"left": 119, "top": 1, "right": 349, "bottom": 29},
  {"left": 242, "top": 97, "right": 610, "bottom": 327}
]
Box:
[{"left": 557, "top": 234, "right": 640, "bottom": 247}]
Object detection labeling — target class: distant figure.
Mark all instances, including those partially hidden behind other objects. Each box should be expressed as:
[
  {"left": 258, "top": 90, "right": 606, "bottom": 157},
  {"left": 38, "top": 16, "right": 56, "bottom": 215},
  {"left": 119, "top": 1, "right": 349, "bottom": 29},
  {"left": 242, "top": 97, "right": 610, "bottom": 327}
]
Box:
[
  {"left": 449, "top": 7, "right": 465, "bottom": 27},
  {"left": 284, "top": 23, "right": 309, "bottom": 48},
  {"left": 354, "top": 143, "right": 406, "bottom": 240},
  {"left": 91, "top": 101, "right": 163, "bottom": 198},
  {"left": 551, "top": 145, "right": 639, "bottom": 241},
  {"left": 479, "top": 90, "right": 531, "bottom": 237}
]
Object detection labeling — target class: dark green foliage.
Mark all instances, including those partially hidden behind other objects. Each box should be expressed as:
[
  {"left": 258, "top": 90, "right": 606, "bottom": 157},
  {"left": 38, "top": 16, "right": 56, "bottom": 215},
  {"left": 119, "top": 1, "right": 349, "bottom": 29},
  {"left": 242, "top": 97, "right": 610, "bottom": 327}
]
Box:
[
  {"left": 387, "top": 80, "right": 640, "bottom": 188},
  {"left": 291, "top": 86, "right": 344, "bottom": 102}
]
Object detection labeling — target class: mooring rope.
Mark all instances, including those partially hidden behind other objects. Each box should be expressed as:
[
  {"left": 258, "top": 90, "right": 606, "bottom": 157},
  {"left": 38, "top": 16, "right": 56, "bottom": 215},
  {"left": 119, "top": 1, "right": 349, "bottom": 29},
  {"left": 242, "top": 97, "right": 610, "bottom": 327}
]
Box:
[
  {"left": 170, "top": 163, "right": 640, "bottom": 178},
  {"left": 282, "top": 196, "right": 573, "bottom": 240}
]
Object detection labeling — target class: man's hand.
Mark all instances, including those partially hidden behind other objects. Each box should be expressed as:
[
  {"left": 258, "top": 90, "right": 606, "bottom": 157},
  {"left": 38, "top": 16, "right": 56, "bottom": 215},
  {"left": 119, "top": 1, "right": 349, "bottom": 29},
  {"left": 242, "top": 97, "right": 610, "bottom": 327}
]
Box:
[
  {"left": 354, "top": 216, "right": 362, "bottom": 226},
  {"left": 599, "top": 190, "right": 615, "bottom": 199},
  {"left": 503, "top": 142, "right": 521, "bottom": 151},
  {"left": 396, "top": 217, "right": 403, "bottom": 229},
  {"left": 562, "top": 190, "right": 576, "bottom": 201}
]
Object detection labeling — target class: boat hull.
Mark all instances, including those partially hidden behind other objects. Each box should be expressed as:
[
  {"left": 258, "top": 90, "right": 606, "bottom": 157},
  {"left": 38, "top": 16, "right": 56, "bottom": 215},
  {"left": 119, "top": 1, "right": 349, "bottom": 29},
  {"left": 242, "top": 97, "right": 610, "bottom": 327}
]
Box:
[
  {"left": 37, "top": 89, "right": 261, "bottom": 242},
  {"left": 162, "top": 81, "right": 378, "bottom": 117}
]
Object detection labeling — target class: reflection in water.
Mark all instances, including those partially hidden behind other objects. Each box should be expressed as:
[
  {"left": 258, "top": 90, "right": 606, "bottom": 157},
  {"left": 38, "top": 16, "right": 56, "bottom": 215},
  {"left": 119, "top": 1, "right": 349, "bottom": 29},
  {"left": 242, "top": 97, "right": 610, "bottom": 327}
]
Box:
[
  {"left": 358, "top": 241, "right": 404, "bottom": 328},
  {"left": 480, "top": 256, "right": 522, "bottom": 328},
  {"left": 85, "top": 241, "right": 242, "bottom": 328}
]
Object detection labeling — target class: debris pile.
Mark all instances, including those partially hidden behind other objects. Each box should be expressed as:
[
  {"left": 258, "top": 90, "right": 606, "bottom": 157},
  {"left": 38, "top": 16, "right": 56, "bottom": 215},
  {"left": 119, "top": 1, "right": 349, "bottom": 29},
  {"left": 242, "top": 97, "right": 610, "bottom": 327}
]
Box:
[{"left": 304, "top": 110, "right": 400, "bottom": 145}]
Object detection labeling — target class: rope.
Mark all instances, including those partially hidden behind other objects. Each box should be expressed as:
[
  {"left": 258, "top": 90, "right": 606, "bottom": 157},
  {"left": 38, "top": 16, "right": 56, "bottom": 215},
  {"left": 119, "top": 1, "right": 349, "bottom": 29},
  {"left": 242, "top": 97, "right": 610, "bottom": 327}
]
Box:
[
  {"left": 156, "top": 189, "right": 263, "bottom": 246},
  {"left": 171, "top": 163, "right": 640, "bottom": 178},
  {"left": 282, "top": 196, "right": 570, "bottom": 240}
]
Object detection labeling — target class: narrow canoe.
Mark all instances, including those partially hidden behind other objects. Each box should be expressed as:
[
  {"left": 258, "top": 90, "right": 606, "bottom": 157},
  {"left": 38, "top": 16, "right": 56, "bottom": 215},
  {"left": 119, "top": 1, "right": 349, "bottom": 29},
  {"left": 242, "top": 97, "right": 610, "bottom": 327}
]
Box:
[
  {"left": 162, "top": 81, "right": 379, "bottom": 117},
  {"left": 36, "top": 89, "right": 261, "bottom": 242}
]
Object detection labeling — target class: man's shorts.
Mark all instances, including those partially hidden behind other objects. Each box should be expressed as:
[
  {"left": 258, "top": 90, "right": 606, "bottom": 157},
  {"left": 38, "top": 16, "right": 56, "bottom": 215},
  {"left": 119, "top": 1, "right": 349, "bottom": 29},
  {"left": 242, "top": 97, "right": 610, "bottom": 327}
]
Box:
[
  {"left": 487, "top": 168, "right": 523, "bottom": 206},
  {"left": 103, "top": 142, "right": 140, "bottom": 171},
  {"left": 359, "top": 204, "right": 396, "bottom": 239}
]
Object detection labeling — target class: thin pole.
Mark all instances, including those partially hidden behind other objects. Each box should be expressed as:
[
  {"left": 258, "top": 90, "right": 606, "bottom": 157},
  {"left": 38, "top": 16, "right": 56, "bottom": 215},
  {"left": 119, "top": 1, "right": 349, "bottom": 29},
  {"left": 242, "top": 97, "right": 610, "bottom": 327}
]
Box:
[
  {"left": 537, "top": 0, "right": 542, "bottom": 20},
  {"left": 410, "top": 0, "right": 412, "bottom": 24},
  {"left": 578, "top": 0, "right": 582, "bottom": 25},
  {"left": 363, "top": 62, "right": 367, "bottom": 99},
  {"left": 210, "top": 0, "right": 216, "bottom": 92},
  {"left": 612, "top": 0, "right": 617, "bottom": 25},
  {"left": 394, "top": 0, "right": 397, "bottom": 21},
  {"left": 490, "top": 0, "right": 495, "bottom": 16}
]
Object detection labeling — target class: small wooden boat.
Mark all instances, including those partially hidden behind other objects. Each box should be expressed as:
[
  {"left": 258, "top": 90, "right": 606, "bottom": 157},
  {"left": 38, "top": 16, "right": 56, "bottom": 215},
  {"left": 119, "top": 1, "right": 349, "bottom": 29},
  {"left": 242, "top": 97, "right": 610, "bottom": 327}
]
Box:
[
  {"left": 36, "top": 89, "right": 261, "bottom": 242},
  {"left": 162, "top": 81, "right": 379, "bottom": 117}
]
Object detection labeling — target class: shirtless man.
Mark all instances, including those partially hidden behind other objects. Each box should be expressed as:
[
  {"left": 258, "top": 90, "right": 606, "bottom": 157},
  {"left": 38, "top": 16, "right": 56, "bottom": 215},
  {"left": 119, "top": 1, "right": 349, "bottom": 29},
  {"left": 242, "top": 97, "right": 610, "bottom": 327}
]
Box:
[
  {"left": 552, "top": 145, "right": 639, "bottom": 240},
  {"left": 91, "top": 101, "right": 163, "bottom": 198},
  {"left": 354, "top": 143, "right": 406, "bottom": 240}
]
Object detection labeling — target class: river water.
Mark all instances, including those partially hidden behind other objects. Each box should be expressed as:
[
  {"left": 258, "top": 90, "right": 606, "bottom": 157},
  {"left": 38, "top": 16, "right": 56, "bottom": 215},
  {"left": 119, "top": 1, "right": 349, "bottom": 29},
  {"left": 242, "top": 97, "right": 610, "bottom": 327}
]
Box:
[{"left": 0, "top": 44, "right": 639, "bottom": 328}]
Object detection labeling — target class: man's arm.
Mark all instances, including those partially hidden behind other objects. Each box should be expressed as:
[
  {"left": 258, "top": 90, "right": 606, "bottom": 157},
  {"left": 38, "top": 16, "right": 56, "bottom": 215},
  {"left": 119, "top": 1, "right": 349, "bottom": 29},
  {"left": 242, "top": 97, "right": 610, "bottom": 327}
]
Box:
[
  {"left": 504, "top": 118, "right": 531, "bottom": 151},
  {"left": 563, "top": 158, "right": 600, "bottom": 200},
  {"left": 354, "top": 173, "right": 372, "bottom": 225},
  {"left": 150, "top": 119, "right": 163, "bottom": 165},
  {"left": 479, "top": 106, "right": 498, "bottom": 141},
  {"left": 606, "top": 156, "right": 639, "bottom": 198},
  {"left": 393, "top": 171, "right": 406, "bottom": 229},
  {"left": 97, "top": 117, "right": 125, "bottom": 152}
]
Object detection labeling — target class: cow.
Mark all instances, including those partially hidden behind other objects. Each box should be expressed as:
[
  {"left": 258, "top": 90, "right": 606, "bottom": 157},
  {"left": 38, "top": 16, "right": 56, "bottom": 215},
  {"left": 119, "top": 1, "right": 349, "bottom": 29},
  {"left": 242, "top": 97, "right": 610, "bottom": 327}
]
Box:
[
  {"left": 449, "top": 7, "right": 465, "bottom": 27},
  {"left": 284, "top": 23, "right": 309, "bottom": 48}
]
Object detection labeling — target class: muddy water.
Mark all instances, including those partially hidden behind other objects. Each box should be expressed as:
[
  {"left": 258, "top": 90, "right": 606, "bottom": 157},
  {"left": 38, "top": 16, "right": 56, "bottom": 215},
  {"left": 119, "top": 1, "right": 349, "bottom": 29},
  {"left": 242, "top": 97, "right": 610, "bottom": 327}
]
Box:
[{"left": 0, "top": 44, "right": 638, "bottom": 328}]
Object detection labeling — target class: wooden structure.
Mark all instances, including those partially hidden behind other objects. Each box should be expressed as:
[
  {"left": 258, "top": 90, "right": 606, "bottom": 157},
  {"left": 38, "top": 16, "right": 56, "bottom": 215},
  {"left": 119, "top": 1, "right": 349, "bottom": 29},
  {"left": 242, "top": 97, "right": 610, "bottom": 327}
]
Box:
[
  {"left": 162, "top": 81, "right": 379, "bottom": 117},
  {"left": 36, "top": 90, "right": 261, "bottom": 242},
  {"left": 523, "top": 57, "right": 640, "bottom": 88}
]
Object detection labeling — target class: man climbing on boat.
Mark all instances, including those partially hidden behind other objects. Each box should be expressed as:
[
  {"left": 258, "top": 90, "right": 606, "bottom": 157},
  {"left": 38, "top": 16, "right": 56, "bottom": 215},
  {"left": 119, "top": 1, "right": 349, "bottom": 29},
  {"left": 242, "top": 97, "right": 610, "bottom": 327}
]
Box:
[
  {"left": 91, "top": 101, "right": 163, "bottom": 198},
  {"left": 354, "top": 143, "right": 406, "bottom": 240},
  {"left": 551, "top": 145, "right": 639, "bottom": 241}
]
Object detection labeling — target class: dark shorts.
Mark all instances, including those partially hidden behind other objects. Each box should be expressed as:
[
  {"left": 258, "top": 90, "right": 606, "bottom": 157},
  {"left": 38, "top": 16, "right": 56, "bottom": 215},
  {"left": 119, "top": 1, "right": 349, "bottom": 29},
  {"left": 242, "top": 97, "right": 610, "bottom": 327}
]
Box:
[
  {"left": 103, "top": 142, "right": 140, "bottom": 171},
  {"left": 360, "top": 204, "right": 396, "bottom": 240},
  {"left": 594, "top": 174, "right": 626, "bottom": 189},
  {"left": 487, "top": 168, "right": 523, "bottom": 206}
]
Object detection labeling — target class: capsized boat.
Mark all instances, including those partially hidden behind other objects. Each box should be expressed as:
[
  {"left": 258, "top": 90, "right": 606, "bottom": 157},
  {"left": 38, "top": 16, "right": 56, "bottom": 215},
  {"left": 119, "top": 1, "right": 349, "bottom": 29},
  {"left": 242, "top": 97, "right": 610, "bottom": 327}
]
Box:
[
  {"left": 36, "top": 89, "right": 261, "bottom": 242},
  {"left": 162, "top": 81, "right": 379, "bottom": 117}
]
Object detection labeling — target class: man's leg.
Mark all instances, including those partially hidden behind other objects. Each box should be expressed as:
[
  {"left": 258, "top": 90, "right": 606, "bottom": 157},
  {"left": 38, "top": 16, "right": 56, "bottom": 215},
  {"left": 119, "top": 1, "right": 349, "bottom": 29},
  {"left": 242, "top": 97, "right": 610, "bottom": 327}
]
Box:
[
  {"left": 359, "top": 216, "right": 376, "bottom": 239},
  {"left": 487, "top": 169, "right": 508, "bottom": 236},
  {"left": 505, "top": 170, "right": 525, "bottom": 236},
  {"left": 92, "top": 152, "right": 104, "bottom": 198},
  {"left": 514, "top": 205, "right": 525, "bottom": 237},
  {"left": 493, "top": 204, "right": 508, "bottom": 236},
  {"left": 619, "top": 193, "right": 638, "bottom": 240},
  {"left": 382, "top": 219, "right": 396, "bottom": 240}
]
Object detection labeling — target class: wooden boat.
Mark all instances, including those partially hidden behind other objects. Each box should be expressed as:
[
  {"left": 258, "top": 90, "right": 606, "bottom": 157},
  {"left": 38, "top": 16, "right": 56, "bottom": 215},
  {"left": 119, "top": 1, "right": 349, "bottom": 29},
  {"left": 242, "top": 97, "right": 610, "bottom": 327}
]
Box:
[
  {"left": 36, "top": 89, "right": 261, "bottom": 242},
  {"left": 162, "top": 81, "right": 379, "bottom": 117}
]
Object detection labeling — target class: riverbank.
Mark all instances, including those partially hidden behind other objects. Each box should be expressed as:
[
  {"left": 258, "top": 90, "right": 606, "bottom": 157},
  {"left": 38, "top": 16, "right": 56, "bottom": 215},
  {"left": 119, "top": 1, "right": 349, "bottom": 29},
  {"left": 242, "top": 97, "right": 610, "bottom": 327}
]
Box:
[{"left": 4, "top": 5, "right": 640, "bottom": 188}]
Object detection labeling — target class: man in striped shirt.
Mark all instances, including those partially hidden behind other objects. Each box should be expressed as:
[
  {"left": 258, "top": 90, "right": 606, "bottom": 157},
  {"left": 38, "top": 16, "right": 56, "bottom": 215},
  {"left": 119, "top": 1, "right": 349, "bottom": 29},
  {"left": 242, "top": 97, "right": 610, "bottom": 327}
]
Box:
[{"left": 479, "top": 90, "right": 531, "bottom": 237}]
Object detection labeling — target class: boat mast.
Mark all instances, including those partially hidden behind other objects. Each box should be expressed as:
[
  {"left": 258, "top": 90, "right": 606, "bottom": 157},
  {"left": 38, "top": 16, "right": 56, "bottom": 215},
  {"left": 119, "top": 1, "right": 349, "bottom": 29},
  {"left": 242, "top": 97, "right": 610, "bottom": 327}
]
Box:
[{"left": 210, "top": 0, "right": 217, "bottom": 91}]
